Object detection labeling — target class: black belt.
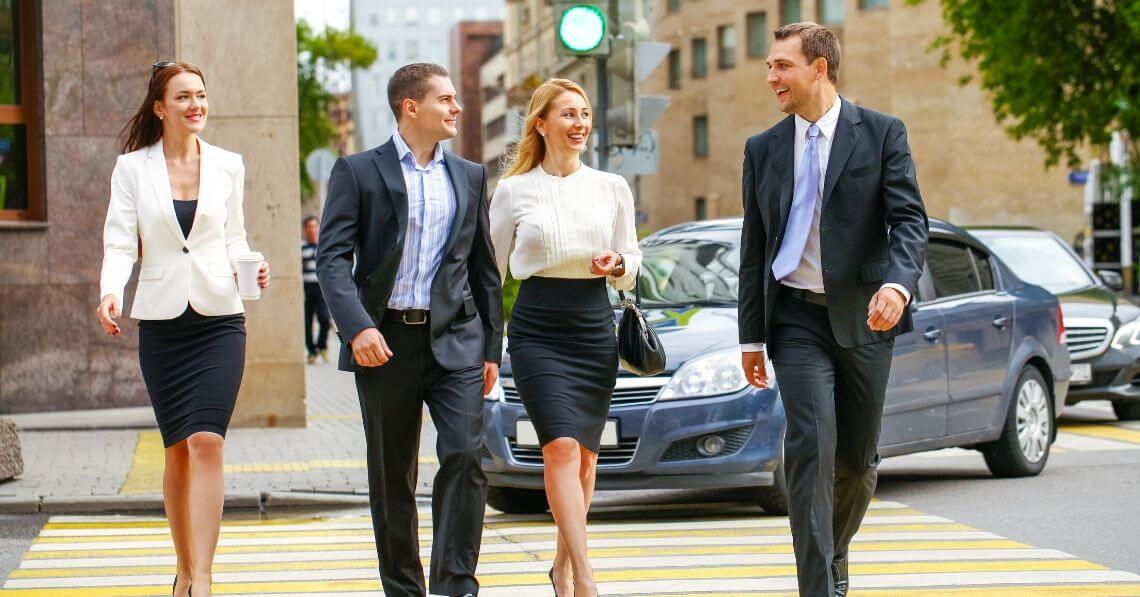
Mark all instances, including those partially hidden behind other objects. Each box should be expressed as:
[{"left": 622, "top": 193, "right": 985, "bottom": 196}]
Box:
[
  {"left": 384, "top": 308, "right": 429, "bottom": 325},
  {"left": 781, "top": 285, "right": 828, "bottom": 307}
]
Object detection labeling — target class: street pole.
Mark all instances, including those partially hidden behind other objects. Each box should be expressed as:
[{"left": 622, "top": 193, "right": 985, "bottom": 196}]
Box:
[
  {"left": 596, "top": 55, "right": 609, "bottom": 171},
  {"left": 1113, "top": 132, "right": 1133, "bottom": 293}
]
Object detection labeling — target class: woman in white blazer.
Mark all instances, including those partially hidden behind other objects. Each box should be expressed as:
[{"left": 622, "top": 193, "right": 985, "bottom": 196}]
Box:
[{"left": 95, "top": 61, "right": 269, "bottom": 597}]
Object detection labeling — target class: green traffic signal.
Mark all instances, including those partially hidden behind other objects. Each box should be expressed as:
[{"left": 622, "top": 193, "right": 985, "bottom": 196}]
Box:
[{"left": 555, "top": 2, "right": 609, "bottom": 56}]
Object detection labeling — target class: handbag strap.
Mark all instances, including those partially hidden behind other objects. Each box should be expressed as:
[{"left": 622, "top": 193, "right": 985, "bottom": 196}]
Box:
[{"left": 617, "top": 277, "right": 643, "bottom": 306}]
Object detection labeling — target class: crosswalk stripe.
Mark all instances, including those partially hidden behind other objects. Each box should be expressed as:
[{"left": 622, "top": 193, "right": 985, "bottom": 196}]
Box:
[{"left": 1060, "top": 423, "right": 1140, "bottom": 445}]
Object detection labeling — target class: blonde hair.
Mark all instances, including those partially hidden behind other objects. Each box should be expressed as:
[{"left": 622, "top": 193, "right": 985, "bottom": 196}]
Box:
[{"left": 500, "top": 78, "right": 592, "bottom": 179}]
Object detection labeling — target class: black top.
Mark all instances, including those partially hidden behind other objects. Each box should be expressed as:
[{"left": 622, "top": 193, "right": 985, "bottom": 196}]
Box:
[{"left": 173, "top": 200, "right": 197, "bottom": 239}]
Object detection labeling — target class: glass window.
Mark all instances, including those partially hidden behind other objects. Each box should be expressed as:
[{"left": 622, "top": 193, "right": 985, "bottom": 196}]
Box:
[
  {"left": 691, "top": 38, "right": 707, "bottom": 78},
  {"left": 636, "top": 235, "right": 740, "bottom": 307},
  {"left": 971, "top": 231, "right": 1096, "bottom": 294},
  {"left": 667, "top": 0, "right": 680, "bottom": 11},
  {"left": 406, "top": 40, "right": 419, "bottom": 60},
  {"left": 485, "top": 115, "right": 506, "bottom": 140},
  {"left": 819, "top": 0, "right": 844, "bottom": 24},
  {"left": 972, "top": 249, "right": 995, "bottom": 291},
  {"left": 0, "top": 0, "right": 39, "bottom": 220},
  {"left": 695, "top": 197, "right": 707, "bottom": 220},
  {"left": 428, "top": 8, "right": 441, "bottom": 25},
  {"left": 693, "top": 115, "right": 709, "bottom": 158},
  {"left": 781, "top": 0, "right": 801, "bottom": 24},
  {"left": 668, "top": 49, "right": 681, "bottom": 89},
  {"left": 862, "top": 0, "right": 889, "bottom": 7},
  {"left": 404, "top": 7, "right": 418, "bottom": 25},
  {"left": 746, "top": 12, "right": 768, "bottom": 58},
  {"left": 717, "top": 25, "right": 736, "bottom": 69},
  {"left": 385, "top": 8, "right": 397, "bottom": 24},
  {"left": 928, "top": 241, "right": 982, "bottom": 298}
]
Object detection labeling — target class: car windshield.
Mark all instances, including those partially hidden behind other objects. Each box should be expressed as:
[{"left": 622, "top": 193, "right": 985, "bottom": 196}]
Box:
[
  {"left": 624, "top": 236, "right": 740, "bottom": 308},
  {"left": 972, "top": 232, "right": 1096, "bottom": 294}
]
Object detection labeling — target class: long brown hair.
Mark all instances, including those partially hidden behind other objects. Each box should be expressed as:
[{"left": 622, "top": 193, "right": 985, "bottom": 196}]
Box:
[
  {"left": 118, "top": 61, "right": 206, "bottom": 154},
  {"left": 500, "top": 78, "right": 591, "bottom": 180}
]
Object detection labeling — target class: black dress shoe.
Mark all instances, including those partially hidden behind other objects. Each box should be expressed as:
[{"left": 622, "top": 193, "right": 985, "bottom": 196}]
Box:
[{"left": 832, "top": 555, "right": 849, "bottom": 597}]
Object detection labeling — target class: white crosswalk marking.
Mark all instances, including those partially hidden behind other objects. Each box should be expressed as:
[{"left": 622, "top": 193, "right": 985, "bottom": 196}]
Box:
[{"left": 2, "top": 500, "right": 1138, "bottom": 596}]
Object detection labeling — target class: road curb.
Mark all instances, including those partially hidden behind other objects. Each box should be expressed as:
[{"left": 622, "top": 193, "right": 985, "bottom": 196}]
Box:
[{"left": 0, "top": 490, "right": 376, "bottom": 515}]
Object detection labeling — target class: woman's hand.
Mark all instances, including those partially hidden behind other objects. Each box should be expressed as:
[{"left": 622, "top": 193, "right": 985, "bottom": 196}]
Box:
[
  {"left": 258, "top": 261, "right": 271, "bottom": 289},
  {"left": 96, "top": 294, "right": 122, "bottom": 336},
  {"left": 590, "top": 251, "right": 623, "bottom": 277}
]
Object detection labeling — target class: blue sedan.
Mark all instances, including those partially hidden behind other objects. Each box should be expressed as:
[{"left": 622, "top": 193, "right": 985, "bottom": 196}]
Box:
[{"left": 479, "top": 218, "right": 1071, "bottom": 514}]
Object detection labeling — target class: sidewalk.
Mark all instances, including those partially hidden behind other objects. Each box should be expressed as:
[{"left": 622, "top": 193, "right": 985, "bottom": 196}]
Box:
[{"left": 0, "top": 344, "right": 439, "bottom": 514}]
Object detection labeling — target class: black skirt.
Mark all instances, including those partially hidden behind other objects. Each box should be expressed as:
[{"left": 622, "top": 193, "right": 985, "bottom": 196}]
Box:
[
  {"left": 138, "top": 307, "right": 246, "bottom": 448},
  {"left": 508, "top": 277, "right": 618, "bottom": 453}
]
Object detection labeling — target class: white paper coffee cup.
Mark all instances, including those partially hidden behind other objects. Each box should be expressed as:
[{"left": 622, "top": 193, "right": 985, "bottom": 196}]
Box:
[{"left": 235, "top": 252, "right": 264, "bottom": 300}]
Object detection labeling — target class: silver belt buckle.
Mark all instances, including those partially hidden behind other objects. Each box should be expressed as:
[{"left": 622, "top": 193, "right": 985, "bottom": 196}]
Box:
[{"left": 402, "top": 309, "right": 428, "bottom": 325}]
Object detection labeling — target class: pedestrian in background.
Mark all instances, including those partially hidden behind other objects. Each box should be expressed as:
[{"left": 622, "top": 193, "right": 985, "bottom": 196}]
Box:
[
  {"left": 96, "top": 61, "right": 270, "bottom": 597},
  {"left": 489, "top": 78, "right": 642, "bottom": 597},
  {"left": 301, "top": 215, "right": 331, "bottom": 364}
]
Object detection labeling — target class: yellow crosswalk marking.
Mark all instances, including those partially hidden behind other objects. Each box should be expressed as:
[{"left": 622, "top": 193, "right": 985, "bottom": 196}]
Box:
[{"left": 1061, "top": 423, "right": 1140, "bottom": 445}]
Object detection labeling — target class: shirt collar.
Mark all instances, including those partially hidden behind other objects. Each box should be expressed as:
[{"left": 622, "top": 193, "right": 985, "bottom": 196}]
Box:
[
  {"left": 392, "top": 130, "right": 444, "bottom": 168},
  {"left": 794, "top": 95, "right": 843, "bottom": 142}
]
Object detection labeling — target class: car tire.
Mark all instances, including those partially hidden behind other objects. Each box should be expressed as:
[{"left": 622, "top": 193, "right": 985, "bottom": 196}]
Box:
[
  {"left": 1111, "top": 400, "right": 1140, "bottom": 421},
  {"left": 756, "top": 451, "right": 789, "bottom": 516},
  {"left": 981, "top": 367, "right": 1053, "bottom": 478},
  {"left": 485, "top": 486, "right": 550, "bottom": 514}
]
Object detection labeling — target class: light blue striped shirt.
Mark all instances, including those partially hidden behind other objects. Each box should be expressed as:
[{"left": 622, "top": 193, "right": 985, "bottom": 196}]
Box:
[{"left": 387, "top": 132, "right": 457, "bottom": 310}]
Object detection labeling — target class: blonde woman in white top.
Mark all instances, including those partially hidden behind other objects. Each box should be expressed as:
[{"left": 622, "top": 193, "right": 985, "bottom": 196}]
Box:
[{"left": 489, "top": 78, "right": 641, "bottom": 597}]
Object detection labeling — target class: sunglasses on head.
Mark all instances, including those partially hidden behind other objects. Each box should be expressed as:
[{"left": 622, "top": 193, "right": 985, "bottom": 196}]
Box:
[{"left": 151, "top": 60, "right": 177, "bottom": 77}]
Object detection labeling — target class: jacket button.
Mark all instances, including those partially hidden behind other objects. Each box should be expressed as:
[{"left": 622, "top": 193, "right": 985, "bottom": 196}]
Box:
[{"left": 182, "top": 247, "right": 189, "bottom": 254}]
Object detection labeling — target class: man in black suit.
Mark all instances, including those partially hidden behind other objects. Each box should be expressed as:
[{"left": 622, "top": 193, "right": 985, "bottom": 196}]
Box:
[
  {"left": 316, "top": 63, "right": 502, "bottom": 597},
  {"left": 738, "top": 23, "right": 928, "bottom": 597}
]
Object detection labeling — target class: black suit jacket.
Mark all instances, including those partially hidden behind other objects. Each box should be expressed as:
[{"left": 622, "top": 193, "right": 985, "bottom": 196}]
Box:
[
  {"left": 738, "top": 99, "right": 929, "bottom": 348},
  {"left": 316, "top": 139, "right": 504, "bottom": 372}
]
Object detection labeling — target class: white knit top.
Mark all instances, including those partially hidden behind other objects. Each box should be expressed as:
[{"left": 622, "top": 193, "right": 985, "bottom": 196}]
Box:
[{"left": 489, "top": 163, "right": 642, "bottom": 291}]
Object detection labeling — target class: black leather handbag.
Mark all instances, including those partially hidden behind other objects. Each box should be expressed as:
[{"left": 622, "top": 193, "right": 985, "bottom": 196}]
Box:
[{"left": 617, "top": 288, "right": 667, "bottom": 376}]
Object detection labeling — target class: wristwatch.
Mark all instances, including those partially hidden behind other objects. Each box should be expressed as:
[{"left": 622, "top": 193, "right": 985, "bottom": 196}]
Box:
[{"left": 611, "top": 253, "right": 625, "bottom": 278}]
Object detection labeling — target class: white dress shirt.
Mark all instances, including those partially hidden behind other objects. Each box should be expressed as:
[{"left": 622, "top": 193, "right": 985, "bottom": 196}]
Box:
[
  {"left": 742, "top": 96, "right": 910, "bottom": 353},
  {"left": 489, "top": 164, "right": 641, "bottom": 291},
  {"left": 387, "top": 131, "right": 457, "bottom": 310}
]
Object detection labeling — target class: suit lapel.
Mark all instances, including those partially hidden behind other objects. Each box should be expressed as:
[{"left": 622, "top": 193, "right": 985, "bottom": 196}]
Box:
[
  {"left": 144, "top": 141, "right": 187, "bottom": 242},
  {"left": 772, "top": 116, "right": 795, "bottom": 239},
  {"left": 371, "top": 140, "right": 409, "bottom": 247},
  {"left": 441, "top": 151, "right": 469, "bottom": 257},
  {"left": 188, "top": 138, "right": 216, "bottom": 241},
  {"left": 821, "top": 99, "right": 862, "bottom": 211}
]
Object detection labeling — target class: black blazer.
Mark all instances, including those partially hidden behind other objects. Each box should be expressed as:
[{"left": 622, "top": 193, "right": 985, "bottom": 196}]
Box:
[
  {"left": 738, "top": 99, "right": 929, "bottom": 348},
  {"left": 316, "top": 139, "right": 504, "bottom": 372}
]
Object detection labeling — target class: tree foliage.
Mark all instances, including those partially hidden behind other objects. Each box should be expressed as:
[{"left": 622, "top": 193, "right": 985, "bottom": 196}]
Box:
[
  {"left": 296, "top": 20, "right": 377, "bottom": 199},
  {"left": 913, "top": 0, "right": 1140, "bottom": 170}
]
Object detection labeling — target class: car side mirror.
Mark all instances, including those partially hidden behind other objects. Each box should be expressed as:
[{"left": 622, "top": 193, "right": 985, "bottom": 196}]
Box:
[{"left": 1097, "top": 270, "right": 1124, "bottom": 292}]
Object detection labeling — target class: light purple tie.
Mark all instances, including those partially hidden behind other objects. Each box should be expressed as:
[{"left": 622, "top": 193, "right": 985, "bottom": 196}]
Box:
[{"left": 772, "top": 123, "right": 821, "bottom": 280}]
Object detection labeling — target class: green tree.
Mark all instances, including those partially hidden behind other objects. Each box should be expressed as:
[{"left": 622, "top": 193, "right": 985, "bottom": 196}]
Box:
[
  {"left": 912, "top": 0, "right": 1140, "bottom": 174},
  {"left": 296, "top": 20, "right": 377, "bottom": 199}
]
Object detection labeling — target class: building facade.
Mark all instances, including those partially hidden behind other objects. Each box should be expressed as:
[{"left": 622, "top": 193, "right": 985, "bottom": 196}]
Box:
[
  {"left": 0, "top": 0, "right": 305, "bottom": 425},
  {"left": 328, "top": 91, "right": 357, "bottom": 157},
  {"left": 350, "top": 0, "right": 506, "bottom": 151},
  {"left": 450, "top": 21, "right": 504, "bottom": 162},
  {"left": 640, "top": 0, "right": 1081, "bottom": 240}
]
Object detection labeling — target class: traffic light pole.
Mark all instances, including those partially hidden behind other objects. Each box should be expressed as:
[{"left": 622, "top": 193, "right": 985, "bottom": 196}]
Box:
[{"left": 595, "top": 55, "right": 609, "bottom": 171}]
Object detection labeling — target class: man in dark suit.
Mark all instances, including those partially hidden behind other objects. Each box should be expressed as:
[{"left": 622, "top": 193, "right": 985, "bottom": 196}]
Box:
[
  {"left": 738, "top": 23, "right": 928, "bottom": 597},
  {"left": 316, "top": 63, "right": 503, "bottom": 597}
]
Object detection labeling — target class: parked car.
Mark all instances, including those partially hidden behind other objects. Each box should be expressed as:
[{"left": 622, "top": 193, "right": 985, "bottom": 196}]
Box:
[
  {"left": 970, "top": 227, "right": 1140, "bottom": 420},
  {"left": 480, "top": 218, "right": 1070, "bottom": 515}
]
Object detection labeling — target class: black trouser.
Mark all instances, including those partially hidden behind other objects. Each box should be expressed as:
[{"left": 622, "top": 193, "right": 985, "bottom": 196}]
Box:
[
  {"left": 768, "top": 288, "right": 894, "bottom": 597},
  {"left": 354, "top": 317, "right": 487, "bottom": 597},
  {"left": 304, "top": 282, "right": 330, "bottom": 355}
]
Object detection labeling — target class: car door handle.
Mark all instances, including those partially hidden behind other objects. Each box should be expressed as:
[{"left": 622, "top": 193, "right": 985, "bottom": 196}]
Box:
[
  {"left": 923, "top": 328, "right": 943, "bottom": 342},
  {"left": 992, "top": 316, "right": 1009, "bottom": 328}
]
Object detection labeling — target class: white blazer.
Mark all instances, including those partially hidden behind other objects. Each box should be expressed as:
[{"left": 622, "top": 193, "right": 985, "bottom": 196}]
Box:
[{"left": 100, "top": 139, "right": 253, "bottom": 320}]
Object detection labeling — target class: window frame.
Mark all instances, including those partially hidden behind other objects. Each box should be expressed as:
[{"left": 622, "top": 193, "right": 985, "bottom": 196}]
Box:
[
  {"left": 746, "top": 11, "right": 768, "bottom": 58},
  {"left": 692, "top": 115, "right": 709, "bottom": 158},
  {"left": 817, "top": 0, "right": 845, "bottom": 25},
  {"left": 668, "top": 48, "right": 681, "bottom": 89},
  {"left": 0, "top": 0, "right": 43, "bottom": 223},
  {"left": 780, "top": 0, "right": 802, "bottom": 26},
  {"left": 717, "top": 24, "right": 736, "bottom": 70},
  {"left": 691, "top": 37, "right": 707, "bottom": 79},
  {"left": 921, "top": 239, "right": 999, "bottom": 305}
]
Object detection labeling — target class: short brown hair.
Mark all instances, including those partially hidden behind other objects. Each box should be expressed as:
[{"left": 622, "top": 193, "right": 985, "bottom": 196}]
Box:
[
  {"left": 774, "top": 22, "right": 840, "bottom": 85},
  {"left": 387, "top": 63, "right": 450, "bottom": 122}
]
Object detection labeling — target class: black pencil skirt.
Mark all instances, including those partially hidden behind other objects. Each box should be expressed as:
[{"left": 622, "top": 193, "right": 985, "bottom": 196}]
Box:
[
  {"left": 507, "top": 277, "right": 618, "bottom": 454},
  {"left": 138, "top": 307, "right": 246, "bottom": 448}
]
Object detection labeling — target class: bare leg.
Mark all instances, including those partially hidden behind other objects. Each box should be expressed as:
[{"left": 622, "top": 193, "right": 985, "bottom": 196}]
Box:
[
  {"left": 164, "top": 442, "right": 193, "bottom": 597},
  {"left": 551, "top": 445, "right": 602, "bottom": 595},
  {"left": 543, "top": 438, "right": 596, "bottom": 596},
  {"left": 186, "top": 432, "right": 225, "bottom": 597}
]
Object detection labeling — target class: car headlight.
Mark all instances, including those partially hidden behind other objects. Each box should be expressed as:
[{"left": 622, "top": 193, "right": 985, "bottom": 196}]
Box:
[
  {"left": 484, "top": 378, "right": 504, "bottom": 402},
  {"left": 658, "top": 347, "right": 758, "bottom": 400},
  {"left": 1111, "top": 320, "right": 1140, "bottom": 350}
]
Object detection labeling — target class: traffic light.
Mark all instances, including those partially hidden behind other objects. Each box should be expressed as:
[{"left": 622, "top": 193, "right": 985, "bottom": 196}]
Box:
[
  {"left": 606, "top": 17, "right": 670, "bottom": 147},
  {"left": 554, "top": 2, "right": 610, "bottom": 57}
]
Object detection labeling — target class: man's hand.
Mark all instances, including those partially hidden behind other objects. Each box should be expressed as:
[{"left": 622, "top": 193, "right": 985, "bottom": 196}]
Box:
[
  {"left": 351, "top": 327, "right": 393, "bottom": 367},
  {"left": 742, "top": 350, "right": 770, "bottom": 389},
  {"left": 482, "top": 361, "right": 499, "bottom": 396},
  {"left": 868, "top": 287, "right": 907, "bottom": 332}
]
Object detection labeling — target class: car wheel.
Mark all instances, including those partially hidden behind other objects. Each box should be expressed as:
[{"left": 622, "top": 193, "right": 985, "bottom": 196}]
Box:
[
  {"left": 981, "top": 367, "right": 1052, "bottom": 478},
  {"left": 1111, "top": 400, "right": 1140, "bottom": 421},
  {"left": 756, "top": 447, "right": 789, "bottom": 516},
  {"left": 485, "top": 486, "right": 550, "bottom": 514}
]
